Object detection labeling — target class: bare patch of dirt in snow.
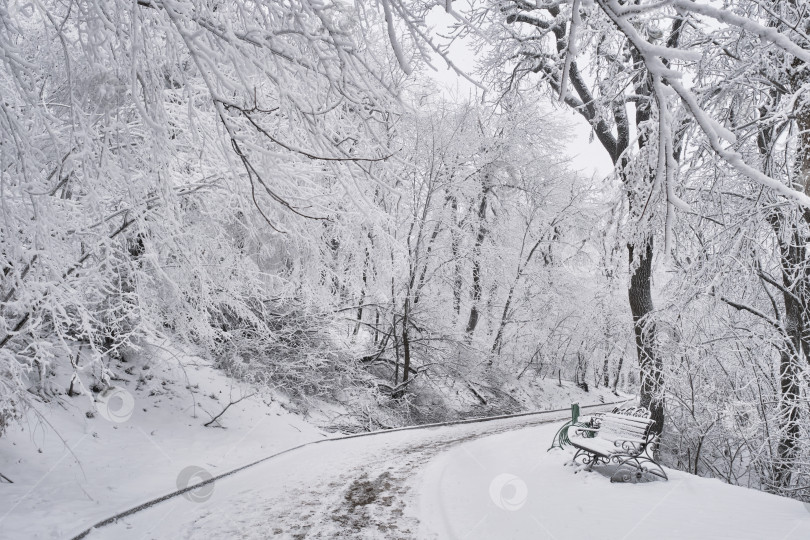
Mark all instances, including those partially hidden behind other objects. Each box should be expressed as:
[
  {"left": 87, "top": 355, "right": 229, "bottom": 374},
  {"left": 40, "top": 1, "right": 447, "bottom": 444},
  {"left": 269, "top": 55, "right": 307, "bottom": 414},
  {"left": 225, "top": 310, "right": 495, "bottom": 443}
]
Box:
[{"left": 331, "top": 472, "right": 411, "bottom": 537}]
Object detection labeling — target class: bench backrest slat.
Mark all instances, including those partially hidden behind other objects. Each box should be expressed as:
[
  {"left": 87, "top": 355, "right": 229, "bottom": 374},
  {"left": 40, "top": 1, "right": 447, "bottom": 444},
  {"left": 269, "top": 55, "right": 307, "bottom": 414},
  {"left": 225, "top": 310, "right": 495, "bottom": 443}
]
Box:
[
  {"left": 602, "top": 423, "right": 649, "bottom": 434},
  {"left": 601, "top": 417, "right": 652, "bottom": 430},
  {"left": 601, "top": 413, "right": 651, "bottom": 424},
  {"left": 595, "top": 409, "right": 655, "bottom": 441}
]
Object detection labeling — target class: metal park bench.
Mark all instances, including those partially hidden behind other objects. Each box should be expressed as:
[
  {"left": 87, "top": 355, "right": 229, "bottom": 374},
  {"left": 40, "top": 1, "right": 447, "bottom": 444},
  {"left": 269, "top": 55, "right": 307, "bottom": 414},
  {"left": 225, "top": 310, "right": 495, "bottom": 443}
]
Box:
[{"left": 568, "top": 406, "right": 668, "bottom": 483}]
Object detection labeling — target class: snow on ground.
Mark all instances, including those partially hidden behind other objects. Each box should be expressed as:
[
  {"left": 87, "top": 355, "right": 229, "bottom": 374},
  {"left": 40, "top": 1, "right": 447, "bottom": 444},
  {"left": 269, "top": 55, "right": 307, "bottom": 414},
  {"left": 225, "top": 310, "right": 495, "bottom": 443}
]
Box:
[
  {"left": 489, "top": 375, "right": 626, "bottom": 415},
  {"left": 419, "top": 424, "right": 810, "bottom": 540},
  {"left": 0, "top": 343, "right": 325, "bottom": 540},
  {"left": 73, "top": 409, "right": 810, "bottom": 540},
  {"left": 0, "top": 336, "right": 623, "bottom": 540},
  {"left": 4, "top": 345, "right": 805, "bottom": 540},
  {"left": 77, "top": 410, "right": 579, "bottom": 539}
]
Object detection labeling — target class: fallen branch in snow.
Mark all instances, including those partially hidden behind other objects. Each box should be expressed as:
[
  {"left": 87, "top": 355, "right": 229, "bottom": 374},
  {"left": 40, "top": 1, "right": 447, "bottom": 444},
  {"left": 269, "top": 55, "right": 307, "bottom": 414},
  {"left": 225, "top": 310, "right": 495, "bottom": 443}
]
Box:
[
  {"left": 203, "top": 392, "right": 258, "bottom": 428},
  {"left": 0, "top": 471, "right": 12, "bottom": 483},
  {"left": 379, "top": 371, "right": 422, "bottom": 395},
  {"left": 467, "top": 382, "right": 488, "bottom": 405}
]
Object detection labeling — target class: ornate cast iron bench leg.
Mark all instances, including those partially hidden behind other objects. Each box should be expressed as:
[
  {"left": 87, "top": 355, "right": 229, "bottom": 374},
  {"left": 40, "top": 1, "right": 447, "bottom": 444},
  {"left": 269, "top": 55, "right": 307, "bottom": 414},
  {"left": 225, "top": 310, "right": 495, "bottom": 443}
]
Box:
[
  {"left": 609, "top": 443, "right": 668, "bottom": 482},
  {"left": 610, "top": 455, "right": 644, "bottom": 483}
]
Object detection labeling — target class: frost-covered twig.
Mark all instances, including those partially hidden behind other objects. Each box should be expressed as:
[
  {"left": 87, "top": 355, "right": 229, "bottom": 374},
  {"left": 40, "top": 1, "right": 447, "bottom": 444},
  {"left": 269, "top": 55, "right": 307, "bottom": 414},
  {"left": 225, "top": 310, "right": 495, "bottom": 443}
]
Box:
[{"left": 600, "top": 0, "right": 810, "bottom": 210}]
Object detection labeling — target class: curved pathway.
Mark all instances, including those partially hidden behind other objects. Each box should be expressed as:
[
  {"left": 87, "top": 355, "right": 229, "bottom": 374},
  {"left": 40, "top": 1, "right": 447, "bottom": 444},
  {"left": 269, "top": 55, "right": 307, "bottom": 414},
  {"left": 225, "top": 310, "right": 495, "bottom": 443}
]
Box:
[{"left": 74, "top": 403, "right": 616, "bottom": 539}]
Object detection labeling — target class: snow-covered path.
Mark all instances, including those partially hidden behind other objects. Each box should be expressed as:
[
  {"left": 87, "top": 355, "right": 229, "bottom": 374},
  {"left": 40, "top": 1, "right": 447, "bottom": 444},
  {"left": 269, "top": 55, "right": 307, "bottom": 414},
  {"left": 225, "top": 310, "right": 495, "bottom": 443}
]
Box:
[
  {"left": 77, "top": 410, "right": 576, "bottom": 539},
  {"left": 77, "top": 408, "right": 810, "bottom": 540}
]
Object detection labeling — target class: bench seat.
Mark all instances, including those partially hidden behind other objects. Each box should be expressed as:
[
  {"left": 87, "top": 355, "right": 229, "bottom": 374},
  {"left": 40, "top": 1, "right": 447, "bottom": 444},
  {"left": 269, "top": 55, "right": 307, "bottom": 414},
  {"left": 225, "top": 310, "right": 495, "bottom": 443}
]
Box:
[
  {"left": 568, "top": 435, "right": 623, "bottom": 457},
  {"left": 570, "top": 434, "right": 650, "bottom": 455}
]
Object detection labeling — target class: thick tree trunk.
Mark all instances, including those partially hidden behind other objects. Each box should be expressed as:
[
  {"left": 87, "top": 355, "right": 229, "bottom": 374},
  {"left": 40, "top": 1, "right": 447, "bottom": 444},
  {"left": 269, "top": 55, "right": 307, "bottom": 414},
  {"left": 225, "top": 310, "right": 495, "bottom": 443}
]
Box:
[
  {"left": 774, "top": 331, "right": 800, "bottom": 489},
  {"left": 623, "top": 50, "right": 666, "bottom": 434},
  {"left": 628, "top": 239, "right": 665, "bottom": 434},
  {"left": 757, "top": 71, "right": 809, "bottom": 488},
  {"left": 771, "top": 227, "right": 804, "bottom": 489}
]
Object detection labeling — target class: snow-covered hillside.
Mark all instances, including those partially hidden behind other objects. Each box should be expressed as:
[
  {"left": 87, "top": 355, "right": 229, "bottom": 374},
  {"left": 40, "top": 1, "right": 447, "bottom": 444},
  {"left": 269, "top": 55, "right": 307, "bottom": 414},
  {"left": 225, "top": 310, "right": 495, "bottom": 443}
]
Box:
[{"left": 0, "top": 344, "right": 325, "bottom": 540}]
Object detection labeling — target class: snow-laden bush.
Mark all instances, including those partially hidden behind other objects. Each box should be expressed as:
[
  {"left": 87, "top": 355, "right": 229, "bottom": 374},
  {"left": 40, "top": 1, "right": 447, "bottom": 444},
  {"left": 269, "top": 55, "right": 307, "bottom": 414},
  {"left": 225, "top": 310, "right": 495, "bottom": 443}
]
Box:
[{"left": 0, "top": 0, "right": 402, "bottom": 428}]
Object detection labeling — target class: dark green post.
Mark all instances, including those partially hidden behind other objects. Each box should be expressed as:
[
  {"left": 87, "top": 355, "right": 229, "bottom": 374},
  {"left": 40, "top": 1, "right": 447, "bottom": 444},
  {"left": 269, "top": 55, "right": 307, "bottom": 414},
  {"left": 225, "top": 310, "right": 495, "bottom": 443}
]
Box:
[{"left": 548, "top": 402, "right": 581, "bottom": 451}]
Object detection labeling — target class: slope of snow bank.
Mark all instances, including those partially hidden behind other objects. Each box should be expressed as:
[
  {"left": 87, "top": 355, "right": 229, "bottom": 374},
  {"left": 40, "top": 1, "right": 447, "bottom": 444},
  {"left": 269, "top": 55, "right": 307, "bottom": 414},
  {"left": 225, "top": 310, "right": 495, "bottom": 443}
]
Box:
[{"left": 0, "top": 343, "right": 325, "bottom": 540}]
